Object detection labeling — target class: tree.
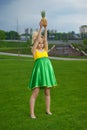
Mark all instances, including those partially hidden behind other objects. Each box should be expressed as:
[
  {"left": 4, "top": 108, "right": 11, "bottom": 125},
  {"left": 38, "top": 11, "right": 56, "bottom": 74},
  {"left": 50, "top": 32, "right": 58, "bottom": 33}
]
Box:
[
  {"left": 83, "top": 38, "right": 87, "bottom": 45},
  {"left": 5, "top": 31, "right": 20, "bottom": 40},
  {"left": 47, "top": 30, "right": 50, "bottom": 39},
  {"left": 0, "top": 30, "right": 6, "bottom": 40},
  {"left": 81, "top": 33, "right": 87, "bottom": 39}
]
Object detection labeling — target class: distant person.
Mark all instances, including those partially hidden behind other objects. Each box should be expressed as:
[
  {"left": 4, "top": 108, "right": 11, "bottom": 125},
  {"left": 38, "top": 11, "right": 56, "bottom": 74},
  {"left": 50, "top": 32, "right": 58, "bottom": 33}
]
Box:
[{"left": 28, "top": 20, "right": 57, "bottom": 119}]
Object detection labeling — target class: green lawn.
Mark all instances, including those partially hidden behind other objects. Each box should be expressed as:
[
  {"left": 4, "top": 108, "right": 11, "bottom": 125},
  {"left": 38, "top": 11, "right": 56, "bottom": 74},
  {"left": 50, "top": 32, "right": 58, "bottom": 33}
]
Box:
[
  {"left": 0, "top": 55, "right": 87, "bottom": 130},
  {"left": 0, "top": 41, "right": 53, "bottom": 55}
]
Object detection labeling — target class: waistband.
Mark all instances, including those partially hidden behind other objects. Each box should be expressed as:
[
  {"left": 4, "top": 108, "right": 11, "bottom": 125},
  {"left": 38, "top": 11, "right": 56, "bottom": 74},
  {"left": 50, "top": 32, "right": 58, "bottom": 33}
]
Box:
[{"left": 35, "top": 57, "right": 49, "bottom": 61}]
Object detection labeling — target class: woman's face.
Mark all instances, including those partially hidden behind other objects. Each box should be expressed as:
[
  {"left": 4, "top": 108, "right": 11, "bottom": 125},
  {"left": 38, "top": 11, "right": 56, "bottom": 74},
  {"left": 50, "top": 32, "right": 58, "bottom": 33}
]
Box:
[{"left": 37, "top": 37, "right": 44, "bottom": 49}]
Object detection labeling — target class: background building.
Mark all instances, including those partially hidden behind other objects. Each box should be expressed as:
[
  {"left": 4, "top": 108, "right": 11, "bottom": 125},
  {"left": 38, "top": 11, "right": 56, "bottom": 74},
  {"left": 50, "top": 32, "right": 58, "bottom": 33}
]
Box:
[{"left": 80, "top": 25, "right": 87, "bottom": 33}]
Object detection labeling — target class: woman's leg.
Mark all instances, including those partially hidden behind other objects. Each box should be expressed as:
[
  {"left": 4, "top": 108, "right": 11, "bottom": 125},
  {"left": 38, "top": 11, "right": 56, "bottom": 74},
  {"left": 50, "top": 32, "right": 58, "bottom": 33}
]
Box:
[
  {"left": 29, "top": 87, "right": 40, "bottom": 118},
  {"left": 44, "top": 88, "right": 52, "bottom": 115}
]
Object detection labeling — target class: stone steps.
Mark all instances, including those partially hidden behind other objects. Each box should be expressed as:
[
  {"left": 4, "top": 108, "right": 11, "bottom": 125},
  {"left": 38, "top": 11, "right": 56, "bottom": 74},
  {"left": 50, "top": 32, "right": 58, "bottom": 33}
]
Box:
[{"left": 48, "top": 45, "right": 84, "bottom": 56}]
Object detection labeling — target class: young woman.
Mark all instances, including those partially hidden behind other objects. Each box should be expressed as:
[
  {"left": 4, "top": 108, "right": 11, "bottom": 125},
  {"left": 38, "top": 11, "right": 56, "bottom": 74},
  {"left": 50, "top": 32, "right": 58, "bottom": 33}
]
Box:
[{"left": 28, "top": 21, "right": 57, "bottom": 119}]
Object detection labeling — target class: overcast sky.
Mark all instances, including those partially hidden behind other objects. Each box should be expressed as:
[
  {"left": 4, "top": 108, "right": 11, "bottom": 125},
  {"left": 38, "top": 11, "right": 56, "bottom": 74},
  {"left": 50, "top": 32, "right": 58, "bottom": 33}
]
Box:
[{"left": 0, "top": 0, "right": 87, "bottom": 34}]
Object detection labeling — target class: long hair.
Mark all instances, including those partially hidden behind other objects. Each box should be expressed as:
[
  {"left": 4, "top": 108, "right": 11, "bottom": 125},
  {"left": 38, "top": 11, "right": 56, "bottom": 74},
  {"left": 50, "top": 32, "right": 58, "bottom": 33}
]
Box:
[{"left": 32, "top": 31, "right": 38, "bottom": 45}]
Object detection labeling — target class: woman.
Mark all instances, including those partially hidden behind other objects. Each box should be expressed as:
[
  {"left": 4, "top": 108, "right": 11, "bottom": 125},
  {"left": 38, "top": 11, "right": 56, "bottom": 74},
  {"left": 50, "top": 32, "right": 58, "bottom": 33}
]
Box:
[{"left": 28, "top": 21, "right": 57, "bottom": 119}]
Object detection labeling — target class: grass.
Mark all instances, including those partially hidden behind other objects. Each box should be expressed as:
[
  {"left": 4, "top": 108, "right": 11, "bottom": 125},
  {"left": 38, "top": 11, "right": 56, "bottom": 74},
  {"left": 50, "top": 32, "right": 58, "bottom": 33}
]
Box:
[
  {"left": 0, "top": 41, "right": 87, "bottom": 59},
  {"left": 0, "top": 47, "right": 32, "bottom": 55},
  {"left": 0, "top": 55, "right": 87, "bottom": 130},
  {"left": 0, "top": 41, "right": 27, "bottom": 48},
  {"left": 72, "top": 43, "right": 87, "bottom": 53},
  {"left": 0, "top": 40, "right": 32, "bottom": 55},
  {"left": 0, "top": 41, "right": 53, "bottom": 55}
]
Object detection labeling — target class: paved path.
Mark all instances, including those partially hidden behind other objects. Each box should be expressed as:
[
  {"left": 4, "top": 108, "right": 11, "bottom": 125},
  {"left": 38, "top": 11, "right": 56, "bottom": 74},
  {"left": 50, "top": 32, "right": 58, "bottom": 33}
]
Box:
[{"left": 0, "top": 52, "right": 87, "bottom": 61}]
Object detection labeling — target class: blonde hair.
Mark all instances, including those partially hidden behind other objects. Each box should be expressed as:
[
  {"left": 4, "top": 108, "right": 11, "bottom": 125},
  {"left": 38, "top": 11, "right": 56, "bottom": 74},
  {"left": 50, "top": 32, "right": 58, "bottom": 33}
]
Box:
[
  {"left": 31, "top": 31, "right": 38, "bottom": 44},
  {"left": 32, "top": 31, "right": 44, "bottom": 45}
]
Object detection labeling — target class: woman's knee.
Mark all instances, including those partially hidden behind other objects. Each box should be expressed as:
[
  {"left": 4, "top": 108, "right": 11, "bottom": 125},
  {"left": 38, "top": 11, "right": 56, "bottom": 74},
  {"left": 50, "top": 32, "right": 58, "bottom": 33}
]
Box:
[
  {"left": 44, "top": 88, "right": 50, "bottom": 96},
  {"left": 32, "top": 87, "right": 40, "bottom": 97}
]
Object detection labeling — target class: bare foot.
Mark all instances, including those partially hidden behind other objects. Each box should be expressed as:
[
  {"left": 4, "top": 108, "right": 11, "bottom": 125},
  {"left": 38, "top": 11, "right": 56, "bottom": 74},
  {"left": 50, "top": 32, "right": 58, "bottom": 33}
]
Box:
[
  {"left": 30, "top": 115, "right": 37, "bottom": 119},
  {"left": 46, "top": 111, "right": 52, "bottom": 115}
]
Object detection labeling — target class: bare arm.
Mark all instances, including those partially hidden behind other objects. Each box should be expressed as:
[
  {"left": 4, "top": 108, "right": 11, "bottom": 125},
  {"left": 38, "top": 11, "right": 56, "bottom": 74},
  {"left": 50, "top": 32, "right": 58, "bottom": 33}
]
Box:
[
  {"left": 31, "top": 22, "right": 42, "bottom": 55},
  {"left": 32, "top": 25, "right": 42, "bottom": 56},
  {"left": 44, "top": 27, "right": 48, "bottom": 52}
]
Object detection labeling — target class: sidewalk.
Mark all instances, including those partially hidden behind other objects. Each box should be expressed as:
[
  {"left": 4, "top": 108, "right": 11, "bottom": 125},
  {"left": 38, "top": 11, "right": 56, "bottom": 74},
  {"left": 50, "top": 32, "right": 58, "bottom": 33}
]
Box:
[{"left": 0, "top": 52, "right": 87, "bottom": 61}]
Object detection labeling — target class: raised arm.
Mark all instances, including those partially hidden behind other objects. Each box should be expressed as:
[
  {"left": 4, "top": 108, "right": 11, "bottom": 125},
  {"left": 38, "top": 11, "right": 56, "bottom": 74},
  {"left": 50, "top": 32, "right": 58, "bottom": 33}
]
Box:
[
  {"left": 32, "top": 22, "right": 43, "bottom": 55},
  {"left": 44, "top": 27, "right": 48, "bottom": 52}
]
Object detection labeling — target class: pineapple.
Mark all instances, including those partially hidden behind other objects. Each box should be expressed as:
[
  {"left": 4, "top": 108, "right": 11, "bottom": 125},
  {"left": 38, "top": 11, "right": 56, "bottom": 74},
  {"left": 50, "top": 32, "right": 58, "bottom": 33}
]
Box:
[{"left": 41, "top": 11, "right": 47, "bottom": 27}]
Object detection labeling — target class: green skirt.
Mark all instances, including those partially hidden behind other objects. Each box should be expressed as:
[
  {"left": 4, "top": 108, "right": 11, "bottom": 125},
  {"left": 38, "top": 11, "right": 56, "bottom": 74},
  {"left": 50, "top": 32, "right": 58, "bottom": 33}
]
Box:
[{"left": 28, "top": 57, "right": 57, "bottom": 89}]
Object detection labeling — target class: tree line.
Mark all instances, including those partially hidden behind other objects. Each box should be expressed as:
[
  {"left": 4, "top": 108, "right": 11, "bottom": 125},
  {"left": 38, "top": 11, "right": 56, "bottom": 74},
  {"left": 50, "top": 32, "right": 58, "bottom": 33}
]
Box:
[
  {"left": 0, "top": 30, "right": 20, "bottom": 40},
  {"left": 0, "top": 29, "right": 87, "bottom": 41}
]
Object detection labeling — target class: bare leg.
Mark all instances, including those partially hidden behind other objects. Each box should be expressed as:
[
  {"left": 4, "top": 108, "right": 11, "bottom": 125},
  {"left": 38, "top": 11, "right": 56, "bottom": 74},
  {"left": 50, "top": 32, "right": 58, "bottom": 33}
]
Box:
[
  {"left": 44, "top": 88, "right": 52, "bottom": 115},
  {"left": 29, "top": 87, "right": 40, "bottom": 118}
]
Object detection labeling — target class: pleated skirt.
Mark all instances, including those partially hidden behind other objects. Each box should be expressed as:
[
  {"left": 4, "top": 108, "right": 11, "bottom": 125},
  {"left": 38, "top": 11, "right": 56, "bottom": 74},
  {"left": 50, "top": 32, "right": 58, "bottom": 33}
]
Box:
[{"left": 28, "top": 57, "right": 57, "bottom": 89}]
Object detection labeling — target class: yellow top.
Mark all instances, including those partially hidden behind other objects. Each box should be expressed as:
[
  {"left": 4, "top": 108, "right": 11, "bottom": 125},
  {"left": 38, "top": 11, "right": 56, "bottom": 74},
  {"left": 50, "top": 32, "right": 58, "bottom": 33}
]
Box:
[{"left": 34, "top": 49, "right": 48, "bottom": 60}]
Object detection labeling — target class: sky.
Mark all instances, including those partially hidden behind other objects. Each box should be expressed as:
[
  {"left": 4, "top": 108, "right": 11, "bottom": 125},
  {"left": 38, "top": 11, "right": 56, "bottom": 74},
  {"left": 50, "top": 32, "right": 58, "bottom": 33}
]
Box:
[{"left": 0, "top": 0, "right": 87, "bottom": 34}]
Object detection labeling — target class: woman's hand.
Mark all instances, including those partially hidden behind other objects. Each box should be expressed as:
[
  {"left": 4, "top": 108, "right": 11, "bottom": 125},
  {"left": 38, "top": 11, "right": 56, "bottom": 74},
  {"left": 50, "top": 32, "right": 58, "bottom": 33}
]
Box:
[
  {"left": 39, "top": 20, "right": 47, "bottom": 28},
  {"left": 39, "top": 21, "right": 43, "bottom": 28}
]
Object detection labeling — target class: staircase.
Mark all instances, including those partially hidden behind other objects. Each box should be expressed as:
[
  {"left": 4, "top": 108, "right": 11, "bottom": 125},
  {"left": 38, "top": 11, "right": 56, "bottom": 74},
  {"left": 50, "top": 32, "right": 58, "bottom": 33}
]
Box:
[{"left": 48, "top": 44, "right": 84, "bottom": 56}]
